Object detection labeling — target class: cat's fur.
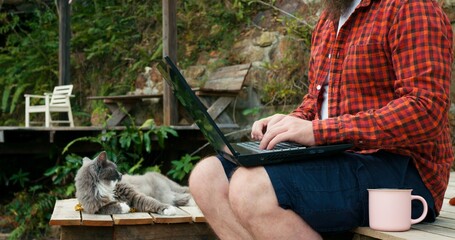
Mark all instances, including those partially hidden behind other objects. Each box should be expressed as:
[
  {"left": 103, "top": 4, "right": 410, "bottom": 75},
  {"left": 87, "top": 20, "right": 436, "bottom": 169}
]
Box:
[{"left": 75, "top": 151, "right": 194, "bottom": 215}]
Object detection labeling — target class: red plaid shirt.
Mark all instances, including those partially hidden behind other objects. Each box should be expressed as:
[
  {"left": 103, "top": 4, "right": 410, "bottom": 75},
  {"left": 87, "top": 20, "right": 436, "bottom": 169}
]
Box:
[{"left": 291, "top": 0, "right": 453, "bottom": 214}]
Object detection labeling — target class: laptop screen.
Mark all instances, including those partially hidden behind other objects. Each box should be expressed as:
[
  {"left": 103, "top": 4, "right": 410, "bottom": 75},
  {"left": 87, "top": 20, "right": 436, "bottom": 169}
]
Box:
[{"left": 156, "top": 57, "right": 237, "bottom": 156}]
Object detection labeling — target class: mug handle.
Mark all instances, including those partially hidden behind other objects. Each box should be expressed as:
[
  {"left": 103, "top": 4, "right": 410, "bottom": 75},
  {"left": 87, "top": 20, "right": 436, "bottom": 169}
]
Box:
[{"left": 411, "top": 195, "right": 428, "bottom": 224}]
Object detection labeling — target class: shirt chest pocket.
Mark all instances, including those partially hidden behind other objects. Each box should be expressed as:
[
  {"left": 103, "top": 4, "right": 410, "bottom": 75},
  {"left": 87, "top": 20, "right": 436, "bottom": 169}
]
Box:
[{"left": 342, "top": 43, "right": 395, "bottom": 96}]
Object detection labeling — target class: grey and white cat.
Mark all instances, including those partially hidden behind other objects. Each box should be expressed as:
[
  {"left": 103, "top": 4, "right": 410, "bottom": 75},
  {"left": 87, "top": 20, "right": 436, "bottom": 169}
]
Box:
[{"left": 75, "top": 151, "right": 194, "bottom": 215}]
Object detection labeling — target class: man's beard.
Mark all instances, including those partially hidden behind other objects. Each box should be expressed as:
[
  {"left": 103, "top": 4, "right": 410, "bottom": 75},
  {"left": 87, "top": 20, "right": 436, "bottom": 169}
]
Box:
[{"left": 323, "top": 0, "right": 355, "bottom": 20}]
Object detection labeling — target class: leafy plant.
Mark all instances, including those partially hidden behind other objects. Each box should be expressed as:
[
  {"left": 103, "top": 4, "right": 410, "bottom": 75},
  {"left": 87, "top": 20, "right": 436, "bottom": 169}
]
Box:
[
  {"left": 3, "top": 189, "right": 61, "bottom": 239},
  {"left": 168, "top": 154, "right": 200, "bottom": 182},
  {"left": 0, "top": 5, "right": 59, "bottom": 125},
  {"left": 44, "top": 153, "right": 82, "bottom": 196},
  {"left": 8, "top": 169, "right": 30, "bottom": 188},
  {"left": 62, "top": 117, "right": 177, "bottom": 173}
]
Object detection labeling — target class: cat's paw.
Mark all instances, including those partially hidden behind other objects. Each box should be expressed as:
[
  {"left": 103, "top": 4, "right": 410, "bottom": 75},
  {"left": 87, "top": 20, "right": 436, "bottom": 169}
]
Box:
[
  {"left": 162, "top": 206, "right": 177, "bottom": 216},
  {"left": 119, "top": 202, "right": 131, "bottom": 214}
]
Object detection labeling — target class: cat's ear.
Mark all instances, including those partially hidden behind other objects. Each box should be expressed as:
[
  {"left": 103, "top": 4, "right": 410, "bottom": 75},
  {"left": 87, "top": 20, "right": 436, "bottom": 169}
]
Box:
[
  {"left": 82, "top": 157, "right": 91, "bottom": 165},
  {"left": 96, "top": 151, "right": 107, "bottom": 166}
]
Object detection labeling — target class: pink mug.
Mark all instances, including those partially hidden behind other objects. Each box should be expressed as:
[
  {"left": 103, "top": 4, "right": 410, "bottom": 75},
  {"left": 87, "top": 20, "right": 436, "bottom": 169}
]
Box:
[{"left": 368, "top": 189, "right": 428, "bottom": 231}]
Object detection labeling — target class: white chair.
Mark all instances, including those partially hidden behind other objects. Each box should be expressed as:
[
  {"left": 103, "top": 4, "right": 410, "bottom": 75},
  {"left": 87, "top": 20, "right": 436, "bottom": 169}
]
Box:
[{"left": 24, "top": 85, "right": 75, "bottom": 127}]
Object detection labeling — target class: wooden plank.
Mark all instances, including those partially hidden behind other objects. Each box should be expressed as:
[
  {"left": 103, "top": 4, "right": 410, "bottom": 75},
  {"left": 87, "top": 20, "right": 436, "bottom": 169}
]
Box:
[
  {"left": 206, "top": 97, "right": 234, "bottom": 120},
  {"left": 58, "top": 0, "right": 71, "bottom": 86},
  {"left": 179, "top": 206, "right": 206, "bottom": 223},
  {"left": 162, "top": 0, "right": 178, "bottom": 126},
  {"left": 113, "top": 223, "right": 216, "bottom": 240},
  {"left": 424, "top": 216, "right": 455, "bottom": 230},
  {"left": 353, "top": 227, "right": 455, "bottom": 240},
  {"left": 150, "top": 207, "right": 193, "bottom": 223},
  {"left": 81, "top": 212, "right": 113, "bottom": 227},
  {"left": 444, "top": 172, "right": 455, "bottom": 198},
  {"left": 105, "top": 102, "right": 134, "bottom": 127},
  {"left": 412, "top": 222, "right": 455, "bottom": 238},
  {"left": 353, "top": 228, "right": 405, "bottom": 240},
  {"left": 208, "top": 64, "right": 251, "bottom": 79},
  {"left": 112, "top": 212, "right": 154, "bottom": 225},
  {"left": 198, "top": 97, "right": 236, "bottom": 124},
  {"left": 87, "top": 94, "right": 162, "bottom": 100},
  {"left": 201, "top": 63, "right": 251, "bottom": 92},
  {"left": 444, "top": 184, "right": 455, "bottom": 199},
  {"left": 449, "top": 171, "right": 455, "bottom": 181},
  {"left": 439, "top": 205, "right": 455, "bottom": 219},
  {"left": 49, "top": 198, "right": 81, "bottom": 226},
  {"left": 61, "top": 226, "right": 113, "bottom": 240},
  {"left": 202, "top": 75, "right": 246, "bottom": 92}
]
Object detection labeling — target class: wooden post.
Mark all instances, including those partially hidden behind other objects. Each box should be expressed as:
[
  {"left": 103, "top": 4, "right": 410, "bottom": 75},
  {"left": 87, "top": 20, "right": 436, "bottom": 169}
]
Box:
[
  {"left": 162, "top": 0, "right": 178, "bottom": 125},
  {"left": 58, "top": 0, "right": 71, "bottom": 86}
]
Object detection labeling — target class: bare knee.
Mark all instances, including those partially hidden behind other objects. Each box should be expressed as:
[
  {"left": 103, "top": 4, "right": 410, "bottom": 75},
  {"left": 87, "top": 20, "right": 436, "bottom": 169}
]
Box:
[
  {"left": 189, "top": 156, "right": 227, "bottom": 205},
  {"left": 229, "top": 167, "right": 276, "bottom": 222}
]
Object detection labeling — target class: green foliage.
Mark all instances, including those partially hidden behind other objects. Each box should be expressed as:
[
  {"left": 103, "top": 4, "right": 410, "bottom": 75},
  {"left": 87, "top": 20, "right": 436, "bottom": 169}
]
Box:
[
  {"left": 168, "top": 154, "right": 200, "bottom": 182},
  {"left": 44, "top": 153, "right": 82, "bottom": 196},
  {"left": 3, "top": 189, "right": 60, "bottom": 239},
  {"left": 8, "top": 169, "right": 30, "bottom": 188},
  {"left": 0, "top": 0, "right": 313, "bottom": 126},
  {"left": 242, "top": 106, "right": 261, "bottom": 116},
  {"left": 0, "top": 5, "right": 59, "bottom": 125},
  {"left": 62, "top": 118, "right": 177, "bottom": 173}
]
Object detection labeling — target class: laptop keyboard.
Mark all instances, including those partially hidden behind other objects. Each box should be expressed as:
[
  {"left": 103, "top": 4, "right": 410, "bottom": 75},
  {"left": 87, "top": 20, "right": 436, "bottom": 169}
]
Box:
[{"left": 238, "top": 141, "right": 307, "bottom": 153}]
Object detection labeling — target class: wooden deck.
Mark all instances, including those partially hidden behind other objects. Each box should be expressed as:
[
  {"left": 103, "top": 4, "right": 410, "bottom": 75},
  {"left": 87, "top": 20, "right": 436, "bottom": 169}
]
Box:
[
  {"left": 353, "top": 171, "right": 455, "bottom": 239},
  {"left": 49, "top": 198, "right": 216, "bottom": 240}
]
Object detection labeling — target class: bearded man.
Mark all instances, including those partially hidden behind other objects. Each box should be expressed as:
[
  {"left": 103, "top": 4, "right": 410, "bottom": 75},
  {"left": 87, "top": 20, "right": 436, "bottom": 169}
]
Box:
[{"left": 189, "top": 0, "right": 454, "bottom": 239}]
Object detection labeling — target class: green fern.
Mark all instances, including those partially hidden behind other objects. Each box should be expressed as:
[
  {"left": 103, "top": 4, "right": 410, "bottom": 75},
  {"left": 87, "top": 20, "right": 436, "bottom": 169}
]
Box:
[
  {"left": 9, "top": 83, "right": 31, "bottom": 113},
  {"left": 1, "top": 85, "right": 12, "bottom": 113}
]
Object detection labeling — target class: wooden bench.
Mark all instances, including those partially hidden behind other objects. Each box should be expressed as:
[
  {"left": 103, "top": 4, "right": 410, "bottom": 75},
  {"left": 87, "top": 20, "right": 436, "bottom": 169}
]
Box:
[
  {"left": 49, "top": 198, "right": 216, "bottom": 240},
  {"left": 87, "top": 63, "right": 251, "bottom": 127},
  {"left": 352, "top": 171, "right": 455, "bottom": 239},
  {"left": 194, "top": 63, "right": 251, "bottom": 125},
  {"left": 87, "top": 94, "right": 162, "bottom": 127}
]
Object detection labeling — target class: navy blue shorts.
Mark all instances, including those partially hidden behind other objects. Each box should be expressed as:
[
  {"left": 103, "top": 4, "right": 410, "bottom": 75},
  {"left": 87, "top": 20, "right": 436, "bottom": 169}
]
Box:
[{"left": 219, "top": 150, "right": 435, "bottom": 233}]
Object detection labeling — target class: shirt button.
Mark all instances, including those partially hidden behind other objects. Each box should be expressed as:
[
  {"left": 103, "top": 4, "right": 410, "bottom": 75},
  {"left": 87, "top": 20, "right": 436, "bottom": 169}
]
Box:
[{"left": 316, "top": 85, "right": 322, "bottom": 91}]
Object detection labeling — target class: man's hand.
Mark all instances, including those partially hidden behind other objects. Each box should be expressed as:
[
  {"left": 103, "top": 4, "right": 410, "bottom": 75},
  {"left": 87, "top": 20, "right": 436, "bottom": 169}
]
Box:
[{"left": 251, "top": 114, "right": 315, "bottom": 150}]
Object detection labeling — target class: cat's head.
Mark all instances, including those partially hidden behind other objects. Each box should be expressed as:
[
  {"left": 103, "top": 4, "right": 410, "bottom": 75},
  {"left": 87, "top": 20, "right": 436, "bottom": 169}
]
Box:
[
  {"left": 75, "top": 151, "right": 123, "bottom": 212},
  {"left": 77, "top": 151, "right": 122, "bottom": 187},
  {"left": 92, "top": 151, "right": 122, "bottom": 183}
]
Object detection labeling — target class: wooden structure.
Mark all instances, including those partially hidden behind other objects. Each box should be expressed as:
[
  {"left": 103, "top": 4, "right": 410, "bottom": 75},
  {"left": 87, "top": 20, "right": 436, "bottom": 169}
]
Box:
[
  {"left": 24, "top": 85, "right": 75, "bottom": 127},
  {"left": 49, "top": 198, "right": 216, "bottom": 240},
  {"left": 189, "top": 63, "right": 251, "bottom": 125},
  {"left": 353, "top": 171, "right": 455, "bottom": 239},
  {"left": 87, "top": 63, "right": 251, "bottom": 127},
  {"left": 87, "top": 95, "right": 162, "bottom": 127},
  {"left": 162, "top": 0, "right": 178, "bottom": 126},
  {"left": 58, "top": 0, "right": 71, "bottom": 86}
]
